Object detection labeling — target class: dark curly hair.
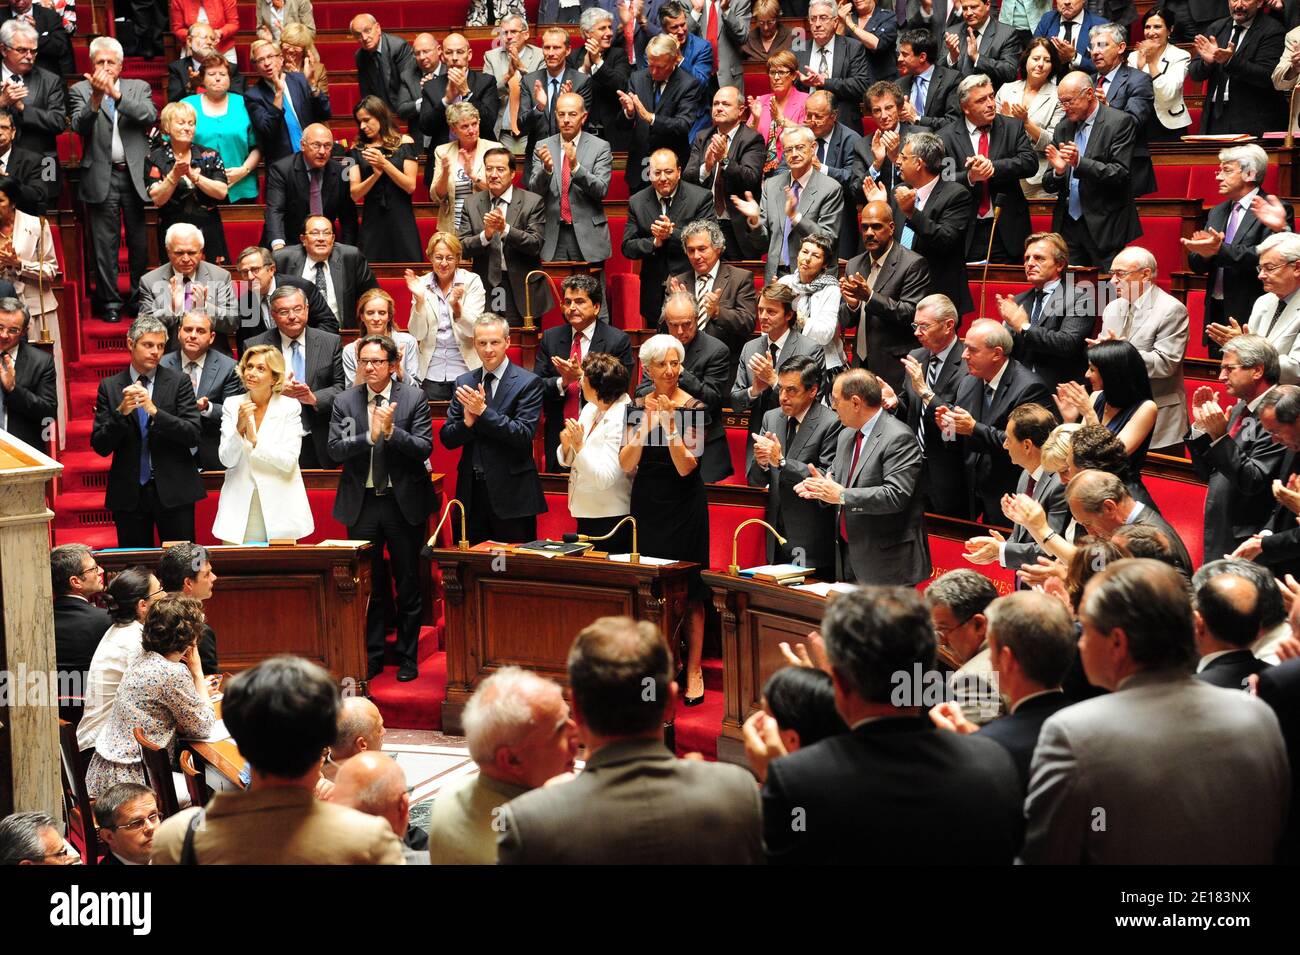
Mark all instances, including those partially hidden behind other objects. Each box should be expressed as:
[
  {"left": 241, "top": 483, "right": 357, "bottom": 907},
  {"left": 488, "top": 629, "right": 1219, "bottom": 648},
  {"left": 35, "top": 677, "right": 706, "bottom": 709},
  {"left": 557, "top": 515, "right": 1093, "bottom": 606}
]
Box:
[{"left": 140, "top": 595, "right": 206, "bottom": 656}]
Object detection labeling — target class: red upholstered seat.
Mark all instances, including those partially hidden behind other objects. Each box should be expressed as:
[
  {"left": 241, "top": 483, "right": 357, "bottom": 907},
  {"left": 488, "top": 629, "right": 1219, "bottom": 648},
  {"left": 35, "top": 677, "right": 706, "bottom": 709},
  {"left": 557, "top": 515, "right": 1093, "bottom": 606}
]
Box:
[
  {"left": 192, "top": 486, "right": 348, "bottom": 546},
  {"left": 608, "top": 273, "right": 641, "bottom": 330},
  {"left": 1145, "top": 474, "right": 1207, "bottom": 568},
  {"left": 722, "top": 426, "right": 750, "bottom": 486},
  {"left": 1137, "top": 216, "right": 1186, "bottom": 273},
  {"left": 427, "top": 408, "right": 460, "bottom": 515},
  {"left": 1186, "top": 161, "right": 1280, "bottom": 204},
  {"left": 56, "top": 132, "right": 80, "bottom": 165},
  {"left": 224, "top": 220, "right": 264, "bottom": 257},
  {"left": 1151, "top": 164, "right": 1190, "bottom": 199},
  {"left": 707, "top": 500, "right": 769, "bottom": 570},
  {"left": 537, "top": 493, "right": 573, "bottom": 541},
  {"left": 607, "top": 216, "right": 631, "bottom": 274},
  {"left": 377, "top": 276, "right": 414, "bottom": 327},
  {"left": 923, "top": 532, "right": 1015, "bottom": 595},
  {"left": 1185, "top": 288, "right": 1209, "bottom": 360}
]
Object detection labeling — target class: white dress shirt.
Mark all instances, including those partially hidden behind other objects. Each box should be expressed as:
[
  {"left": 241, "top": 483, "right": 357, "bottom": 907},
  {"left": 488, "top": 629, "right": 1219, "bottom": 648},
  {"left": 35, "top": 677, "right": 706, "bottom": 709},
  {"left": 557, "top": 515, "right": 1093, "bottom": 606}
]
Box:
[{"left": 302, "top": 255, "right": 338, "bottom": 319}]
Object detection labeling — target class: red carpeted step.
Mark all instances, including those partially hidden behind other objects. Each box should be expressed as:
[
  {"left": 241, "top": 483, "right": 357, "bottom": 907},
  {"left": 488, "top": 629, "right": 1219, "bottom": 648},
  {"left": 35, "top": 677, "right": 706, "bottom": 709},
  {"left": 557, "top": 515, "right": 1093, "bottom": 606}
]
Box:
[
  {"left": 369, "top": 643, "right": 447, "bottom": 732},
  {"left": 57, "top": 451, "right": 110, "bottom": 493},
  {"left": 64, "top": 419, "right": 93, "bottom": 454},
  {"left": 68, "top": 381, "right": 99, "bottom": 419},
  {"left": 68, "top": 351, "right": 129, "bottom": 383},
  {"left": 52, "top": 526, "right": 119, "bottom": 549}
]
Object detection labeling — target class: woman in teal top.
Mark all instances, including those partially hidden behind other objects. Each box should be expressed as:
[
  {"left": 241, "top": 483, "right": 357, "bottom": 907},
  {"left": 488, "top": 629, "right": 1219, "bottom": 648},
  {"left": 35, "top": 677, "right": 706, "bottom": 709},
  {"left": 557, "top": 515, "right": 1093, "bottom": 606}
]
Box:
[{"left": 183, "top": 54, "right": 262, "bottom": 204}]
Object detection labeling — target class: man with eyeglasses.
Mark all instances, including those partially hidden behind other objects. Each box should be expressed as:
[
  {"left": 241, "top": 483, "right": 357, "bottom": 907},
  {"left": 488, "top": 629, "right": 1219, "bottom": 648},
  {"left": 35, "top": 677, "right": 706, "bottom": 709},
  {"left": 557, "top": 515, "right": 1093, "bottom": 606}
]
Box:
[
  {"left": 245, "top": 39, "right": 332, "bottom": 167},
  {"left": 0, "top": 0, "right": 72, "bottom": 79},
  {"left": 685, "top": 86, "right": 764, "bottom": 260},
  {"left": 94, "top": 783, "right": 160, "bottom": 865},
  {"left": 137, "top": 222, "right": 238, "bottom": 349},
  {"left": 264, "top": 124, "right": 358, "bottom": 255},
  {"left": 0, "top": 20, "right": 63, "bottom": 210},
  {"left": 793, "top": 0, "right": 872, "bottom": 130},
  {"left": 924, "top": 568, "right": 1004, "bottom": 724},
  {"left": 51, "top": 543, "right": 111, "bottom": 706},
  {"left": 482, "top": 15, "right": 544, "bottom": 152},
  {"left": 273, "top": 215, "right": 376, "bottom": 331},
  {"left": 1207, "top": 231, "right": 1300, "bottom": 389},
  {"left": 0, "top": 811, "right": 81, "bottom": 864},
  {"left": 351, "top": 15, "right": 421, "bottom": 123},
  {"left": 232, "top": 245, "right": 336, "bottom": 352}
]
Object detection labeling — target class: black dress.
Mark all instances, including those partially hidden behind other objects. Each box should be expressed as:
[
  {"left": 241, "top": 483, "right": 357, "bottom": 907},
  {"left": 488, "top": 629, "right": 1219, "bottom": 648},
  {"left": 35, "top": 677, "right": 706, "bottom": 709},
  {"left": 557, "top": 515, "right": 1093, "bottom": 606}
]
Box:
[
  {"left": 146, "top": 143, "right": 230, "bottom": 262},
  {"left": 1094, "top": 392, "right": 1159, "bottom": 512},
  {"left": 625, "top": 397, "right": 711, "bottom": 575},
  {"left": 348, "top": 140, "right": 423, "bottom": 263}
]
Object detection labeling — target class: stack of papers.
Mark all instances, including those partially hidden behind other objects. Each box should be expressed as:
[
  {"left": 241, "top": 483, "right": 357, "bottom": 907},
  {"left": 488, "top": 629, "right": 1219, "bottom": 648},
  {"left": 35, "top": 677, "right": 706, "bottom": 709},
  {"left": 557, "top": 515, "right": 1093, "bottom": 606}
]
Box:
[{"left": 791, "top": 582, "right": 860, "bottom": 598}]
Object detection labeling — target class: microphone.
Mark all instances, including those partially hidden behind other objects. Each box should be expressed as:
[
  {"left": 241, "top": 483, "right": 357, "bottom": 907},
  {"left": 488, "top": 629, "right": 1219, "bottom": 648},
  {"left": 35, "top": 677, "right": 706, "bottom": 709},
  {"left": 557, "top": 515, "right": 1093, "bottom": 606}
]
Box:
[
  {"left": 978, "top": 194, "right": 1005, "bottom": 321},
  {"left": 563, "top": 517, "right": 639, "bottom": 561},
  {"left": 561, "top": 533, "right": 580, "bottom": 543}
]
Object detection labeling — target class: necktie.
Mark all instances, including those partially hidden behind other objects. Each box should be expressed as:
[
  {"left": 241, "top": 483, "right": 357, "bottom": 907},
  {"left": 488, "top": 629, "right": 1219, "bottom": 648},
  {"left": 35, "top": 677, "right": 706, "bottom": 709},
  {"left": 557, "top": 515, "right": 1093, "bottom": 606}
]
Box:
[
  {"left": 781, "top": 180, "right": 802, "bottom": 266},
  {"left": 1025, "top": 473, "right": 1037, "bottom": 499},
  {"left": 1229, "top": 406, "right": 1252, "bottom": 439},
  {"left": 840, "top": 430, "right": 865, "bottom": 539},
  {"left": 1263, "top": 298, "right": 1287, "bottom": 338},
  {"left": 817, "top": 138, "right": 828, "bottom": 166},
  {"left": 696, "top": 273, "right": 710, "bottom": 323},
  {"left": 1215, "top": 202, "right": 1246, "bottom": 298},
  {"left": 564, "top": 332, "right": 582, "bottom": 420},
  {"left": 1096, "top": 75, "right": 1107, "bottom": 96},
  {"left": 186, "top": 360, "right": 200, "bottom": 393},
  {"left": 917, "top": 355, "right": 939, "bottom": 451},
  {"left": 370, "top": 394, "right": 390, "bottom": 491},
  {"left": 818, "top": 47, "right": 829, "bottom": 77},
  {"left": 976, "top": 126, "right": 990, "bottom": 216},
  {"left": 104, "top": 96, "right": 117, "bottom": 121},
  {"left": 136, "top": 375, "right": 152, "bottom": 485},
  {"left": 1063, "top": 20, "right": 1074, "bottom": 45},
  {"left": 768, "top": 339, "right": 779, "bottom": 375},
  {"left": 183, "top": 278, "right": 194, "bottom": 311},
  {"left": 376, "top": 49, "right": 390, "bottom": 93},
  {"left": 290, "top": 338, "right": 305, "bottom": 381},
  {"left": 483, "top": 370, "right": 496, "bottom": 404},
  {"left": 707, "top": 1, "right": 721, "bottom": 69},
  {"left": 654, "top": 83, "right": 664, "bottom": 110},
  {"left": 1028, "top": 289, "right": 1044, "bottom": 326},
  {"left": 712, "top": 135, "right": 728, "bottom": 215},
  {"left": 900, "top": 221, "right": 915, "bottom": 249},
  {"left": 549, "top": 77, "right": 560, "bottom": 116},
  {"left": 913, "top": 74, "right": 927, "bottom": 114},
  {"left": 1219, "top": 25, "right": 1244, "bottom": 101},
  {"left": 624, "top": 14, "right": 636, "bottom": 65},
  {"left": 1068, "top": 121, "right": 1089, "bottom": 220},
  {"left": 488, "top": 197, "right": 506, "bottom": 287},
  {"left": 661, "top": 197, "right": 670, "bottom": 221},
  {"left": 314, "top": 260, "right": 328, "bottom": 299},
  {"left": 560, "top": 149, "right": 573, "bottom": 224},
  {"left": 309, "top": 168, "right": 323, "bottom": 216},
  {"left": 983, "top": 384, "right": 994, "bottom": 419},
  {"left": 471, "top": 372, "right": 496, "bottom": 473},
  {"left": 784, "top": 414, "right": 797, "bottom": 457}
]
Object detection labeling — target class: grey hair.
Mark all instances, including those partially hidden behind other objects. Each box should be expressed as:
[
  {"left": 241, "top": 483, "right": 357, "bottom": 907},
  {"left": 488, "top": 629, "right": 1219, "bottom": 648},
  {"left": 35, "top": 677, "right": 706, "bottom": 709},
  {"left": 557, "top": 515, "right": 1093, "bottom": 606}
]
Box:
[
  {"left": 916, "top": 293, "right": 958, "bottom": 325},
  {"left": 0, "top": 19, "right": 37, "bottom": 46},
  {"left": 1118, "top": 245, "right": 1158, "bottom": 276},
  {"left": 92, "top": 782, "right": 155, "bottom": 829},
  {"left": 50, "top": 543, "right": 95, "bottom": 596},
  {"left": 1219, "top": 144, "right": 1268, "bottom": 184},
  {"left": 0, "top": 811, "right": 58, "bottom": 864},
  {"left": 680, "top": 219, "right": 725, "bottom": 251},
  {"left": 1066, "top": 468, "right": 1131, "bottom": 513},
  {"left": 1223, "top": 334, "right": 1281, "bottom": 384},
  {"left": 180, "top": 309, "right": 215, "bottom": 331},
  {"left": 267, "top": 284, "right": 306, "bottom": 310},
  {"left": 332, "top": 698, "right": 381, "bottom": 760},
  {"left": 968, "top": 317, "right": 1013, "bottom": 353},
  {"left": 646, "top": 33, "right": 679, "bottom": 57},
  {"left": 1258, "top": 231, "right": 1300, "bottom": 262},
  {"left": 127, "top": 315, "right": 168, "bottom": 344},
  {"left": 639, "top": 332, "right": 686, "bottom": 367},
  {"left": 1088, "top": 21, "right": 1127, "bottom": 47},
  {"left": 580, "top": 6, "right": 614, "bottom": 31},
  {"left": 500, "top": 13, "right": 528, "bottom": 30},
  {"left": 924, "top": 569, "right": 998, "bottom": 620},
  {"left": 781, "top": 124, "right": 816, "bottom": 149},
  {"left": 341, "top": 757, "right": 405, "bottom": 816},
  {"left": 462, "top": 666, "right": 565, "bottom": 766},
  {"left": 237, "top": 245, "right": 274, "bottom": 268},
  {"left": 0, "top": 295, "right": 29, "bottom": 330},
  {"left": 957, "top": 73, "right": 993, "bottom": 105},
  {"left": 808, "top": 0, "right": 837, "bottom": 13},
  {"left": 473, "top": 313, "right": 510, "bottom": 336},
  {"left": 88, "top": 35, "right": 125, "bottom": 64},
  {"left": 1193, "top": 558, "right": 1287, "bottom": 630},
  {"left": 165, "top": 221, "right": 205, "bottom": 250},
  {"left": 904, "top": 131, "right": 945, "bottom": 174}
]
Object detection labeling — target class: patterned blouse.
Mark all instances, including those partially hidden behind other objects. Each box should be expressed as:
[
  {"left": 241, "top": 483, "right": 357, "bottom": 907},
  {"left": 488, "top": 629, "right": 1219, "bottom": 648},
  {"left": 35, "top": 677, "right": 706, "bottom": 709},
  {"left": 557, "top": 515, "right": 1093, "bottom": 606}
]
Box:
[{"left": 84, "top": 650, "right": 214, "bottom": 799}]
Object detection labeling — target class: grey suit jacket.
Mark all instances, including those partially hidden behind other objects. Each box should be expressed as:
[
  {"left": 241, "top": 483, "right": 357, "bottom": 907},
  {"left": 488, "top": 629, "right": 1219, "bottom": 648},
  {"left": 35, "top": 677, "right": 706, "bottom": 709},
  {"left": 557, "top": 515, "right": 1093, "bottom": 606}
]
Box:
[
  {"left": 1021, "top": 668, "right": 1289, "bottom": 864},
  {"left": 138, "top": 261, "right": 239, "bottom": 340},
  {"left": 515, "top": 66, "right": 594, "bottom": 181},
  {"left": 834, "top": 411, "right": 931, "bottom": 586},
  {"left": 160, "top": 348, "right": 245, "bottom": 470},
  {"left": 748, "top": 401, "right": 841, "bottom": 570},
  {"left": 459, "top": 186, "right": 554, "bottom": 316},
  {"left": 740, "top": 169, "right": 845, "bottom": 282},
  {"left": 497, "top": 739, "right": 764, "bottom": 864},
  {"left": 945, "top": 17, "right": 1021, "bottom": 86},
  {"left": 69, "top": 78, "right": 158, "bottom": 204},
  {"left": 688, "top": 0, "right": 751, "bottom": 90},
  {"left": 731, "top": 329, "right": 825, "bottom": 472},
  {"left": 527, "top": 132, "right": 613, "bottom": 263},
  {"left": 1002, "top": 469, "right": 1067, "bottom": 570},
  {"left": 482, "top": 44, "right": 545, "bottom": 141},
  {"left": 1099, "top": 284, "right": 1188, "bottom": 449}
]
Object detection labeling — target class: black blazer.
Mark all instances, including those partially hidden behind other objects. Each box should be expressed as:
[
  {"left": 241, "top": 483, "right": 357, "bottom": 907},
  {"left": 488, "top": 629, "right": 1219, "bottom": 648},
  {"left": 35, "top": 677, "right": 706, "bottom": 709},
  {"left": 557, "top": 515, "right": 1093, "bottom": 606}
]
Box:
[
  {"left": 458, "top": 186, "right": 554, "bottom": 317},
  {"left": 0, "top": 5, "right": 71, "bottom": 79},
  {"left": 159, "top": 348, "right": 243, "bottom": 471},
  {"left": 245, "top": 326, "right": 345, "bottom": 469},
  {"left": 234, "top": 274, "right": 337, "bottom": 352},
  {"left": 815, "top": 122, "right": 866, "bottom": 259},
  {"left": 166, "top": 56, "right": 247, "bottom": 103},
  {"left": 534, "top": 321, "right": 635, "bottom": 472},
  {"left": 356, "top": 33, "right": 421, "bottom": 122},
  {"left": 953, "top": 359, "right": 1052, "bottom": 520},
  {"left": 245, "top": 72, "right": 332, "bottom": 165},
  {"left": 1256, "top": 659, "right": 1300, "bottom": 863},
  {"left": 945, "top": 17, "right": 1021, "bottom": 86},
  {"left": 902, "top": 176, "right": 973, "bottom": 315},
  {"left": 1190, "top": 14, "right": 1287, "bottom": 138},
  {"left": 1196, "top": 649, "right": 1272, "bottom": 691},
  {"left": 262, "top": 150, "right": 360, "bottom": 249},
  {"left": 566, "top": 45, "right": 632, "bottom": 150},
  {"left": 623, "top": 66, "right": 705, "bottom": 194},
  {"left": 621, "top": 181, "right": 716, "bottom": 322},
  {"left": 850, "top": 120, "right": 915, "bottom": 196},
  {"left": 328, "top": 379, "right": 435, "bottom": 526},
  {"left": 90, "top": 365, "right": 206, "bottom": 512},
  {"left": 417, "top": 71, "right": 499, "bottom": 184},
  {"left": 840, "top": 243, "right": 932, "bottom": 391},
  {"left": 53, "top": 595, "right": 112, "bottom": 680},
  {"left": 893, "top": 341, "right": 969, "bottom": 519},
  {"left": 1099, "top": 63, "right": 1157, "bottom": 197},
  {"left": 669, "top": 263, "right": 758, "bottom": 387},
  {"left": 3, "top": 339, "right": 56, "bottom": 450},
  {"left": 637, "top": 328, "right": 734, "bottom": 483},
  {"left": 977, "top": 691, "right": 1073, "bottom": 793},
  {"left": 1042, "top": 104, "right": 1142, "bottom": 258},
  {"left": 795, "top": 36, "right": 873, "bottom": 131},
  {"left": 1009, "top": 279, "right": 1093, "bottom": 392},
  {"left": 514, "top": 66, "right": 594, "bottom": 183},
  {"left": 272, "top": 242, "right": 378, "bottom": 330},
  {"left": 939, "top": 114, "right": 1038, "bottom": 258},
  {"left": 11, "top": 63, "right": 66, "bottom": 165},
  {"left": 440, "top": 361, "right": 548, "bottom": 522},
  {"left": 899, "top": 65, "right": 962, "bottom": 131},
  {"left": 762, "top": 717, "right": 1024, "bottom": 864},
  {"left": 856, "top": 7, "right": 900, "bottom": 83},
  {"left": 1188, "top": 195, "right": 1295, "bottom": 331},
  {"left": 2, "top": 148, "right": 45, "bottom": 214},
  {"left": 1130, "top": 503, "right": 1195, "bottom": 575},
  {"left": 684, "top": 123, "right": 765, "bottom": 210}
]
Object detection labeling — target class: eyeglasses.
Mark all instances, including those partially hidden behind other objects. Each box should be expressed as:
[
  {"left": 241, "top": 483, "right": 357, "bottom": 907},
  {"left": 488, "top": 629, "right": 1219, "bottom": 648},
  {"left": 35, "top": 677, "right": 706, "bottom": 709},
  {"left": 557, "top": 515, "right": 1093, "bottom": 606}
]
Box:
[
  {"left": 1220, "top": 363, "right": 1245, "bottom": 373},
  {"left": 1110, "top": 267, "right": 1147, "bottom": 279},
  {"left": 109, "top": 811, "right": 162, "bottom": 833},
  {"left": 272, "top": 305, "right": 308, "bottom": 316},
  {"left": 148, "top": 589, "right": 166, "bottom": 598},
  {"left": 304, "top": 230, "right": 334, "bottom": 238},
  {"left": 768, "top": 68, "right": 793, "bottom": 77},
  {"left": 1259, "top": 262, "right": 1290, "bottom": 275},
  {"left": 359, "top": 358, "right": 391, "bottom": 366},
  {"left": 6, "top": 45, "right": 36, "bottom": 56},
  {"left": 236, "top": 265, "right": 270, "bottom": 276},
  {"left": 43, "top": 842, "right": 81, "bottom": 861},
  {"left": 78, "top": 562, "right": 101, "bottom": 577},
  {"left": 934, "top": 616, "right": 973, "bottom": 641}
]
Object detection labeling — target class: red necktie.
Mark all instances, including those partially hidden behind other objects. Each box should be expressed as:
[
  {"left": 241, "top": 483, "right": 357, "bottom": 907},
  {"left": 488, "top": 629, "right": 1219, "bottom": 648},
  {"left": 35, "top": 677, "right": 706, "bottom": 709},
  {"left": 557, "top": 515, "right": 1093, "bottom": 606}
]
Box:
[
  {"left": 839, "top": 430, "right": 864, "bottom": 539},
  {"left": 706, "top": 2, "right": 720, "bottom": 69},
  {"left": 977, "top": 126, "right": 990, "bottom": 216},
  {"left": 1229, "top": 406, "right": 1251, "bottom": 439},
  {"left": 565, "top": 332, "right": 582, "bottom": 420},
  {"left": 1096, "top": 76, "right": 1106, "bottom": 96},
  {"left": 624, "top": 14, "right": 636, "bottom": 64},
  {"left": 560, "top": 149, "right": 573, "bottom": 224},
  {"left": 1025, "top": 473, "right": 1037, "bottom": 498}
]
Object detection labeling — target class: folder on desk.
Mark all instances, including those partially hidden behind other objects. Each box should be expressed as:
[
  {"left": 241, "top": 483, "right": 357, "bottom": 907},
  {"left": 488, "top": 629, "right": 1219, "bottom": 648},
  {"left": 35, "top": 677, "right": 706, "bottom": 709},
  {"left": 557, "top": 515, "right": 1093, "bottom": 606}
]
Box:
[
  {"left": 739, "top": 564, "right": 809, "bottom": 584},
  {"left": 514, "top": 539, "right": 593, "bottom": 558}
]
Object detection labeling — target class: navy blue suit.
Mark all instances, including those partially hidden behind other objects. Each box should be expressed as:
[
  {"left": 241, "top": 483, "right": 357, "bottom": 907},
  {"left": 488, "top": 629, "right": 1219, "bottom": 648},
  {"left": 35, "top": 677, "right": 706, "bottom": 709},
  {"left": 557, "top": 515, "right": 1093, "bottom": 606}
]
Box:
[
  {"left": 814, "top": 123, "right": 865, "bottom": 260},
  {"left": 245, "top": 73, "right": 332, "bottom": 165},
  {"left": 1032, "top": 11, "right": 1109, "bottom": 74},
  {"left": 977, "top": 690, "right": 1073, "bottom": 792},
  {"left": 1096, "top": 64, "right": 1157, "bottom": 197}
]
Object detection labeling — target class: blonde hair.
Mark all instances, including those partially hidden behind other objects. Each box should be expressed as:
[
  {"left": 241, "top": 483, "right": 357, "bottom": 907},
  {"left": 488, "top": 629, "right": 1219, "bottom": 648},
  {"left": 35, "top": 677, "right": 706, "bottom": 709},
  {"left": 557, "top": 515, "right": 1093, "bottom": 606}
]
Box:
[
  {"left": 446, "top": 102, "right": 481, "bottom": 126},
  {"left": 355, "top": 287, "right": 396, "bottom": 334},
  {"left": 426, "top": 230, "right": 463, "bottom": 261},
  {"left": 159, "top": 100, "right": 196, "bottom": 135},
  {"left": 237, "top": 344, "right": 287, "bottom": 396},
  {"left": 1041, "top": 422, "right": 1082, "bottom": 475}
]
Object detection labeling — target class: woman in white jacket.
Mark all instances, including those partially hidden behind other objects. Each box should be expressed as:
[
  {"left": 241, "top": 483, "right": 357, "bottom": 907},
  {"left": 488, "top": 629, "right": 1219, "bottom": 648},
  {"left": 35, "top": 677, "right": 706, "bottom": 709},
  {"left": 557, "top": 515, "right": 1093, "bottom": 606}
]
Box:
[
  {"left": 212, "top": 344, "right": 314, "bottom": 544},
  {"left": 1127, "top": 8, "right": 1191, "bottom": 142},
  {"left": 559, "top": 353, "right": 634, "bottom": 552},
  {"left": 778, "top": 232, "right": 843, "bottom": 397},
  {"left": 405, "top": 231, "right": 486, "bottom": 401}
]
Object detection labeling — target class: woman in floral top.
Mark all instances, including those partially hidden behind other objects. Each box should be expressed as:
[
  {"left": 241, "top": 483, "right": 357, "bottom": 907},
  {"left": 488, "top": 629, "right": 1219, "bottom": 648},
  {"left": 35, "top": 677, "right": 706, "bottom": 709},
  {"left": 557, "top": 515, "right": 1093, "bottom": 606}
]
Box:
[
  {"left": 147, "top": 100, "right": 230, "bottom": 262},
  {"left": 84, "top": 595, "right": 214, "bottom": 800}
]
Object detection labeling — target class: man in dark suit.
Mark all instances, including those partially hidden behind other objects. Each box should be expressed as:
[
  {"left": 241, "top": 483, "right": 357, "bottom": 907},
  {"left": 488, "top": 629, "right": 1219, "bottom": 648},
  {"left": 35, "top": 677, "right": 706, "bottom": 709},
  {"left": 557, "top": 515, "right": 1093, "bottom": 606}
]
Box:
[
  {"left": 246, "top": 285, "right": 346, "bottom": 470},
  {"left": 732, "top": 283, "right": 825, "bottom": 474},
  {"left": 671, "top": 219, "right": 758, "bottom": 385},
  {"left": 1042, "top": 71, "right": 1141, "bottom": 271},
  {"left": 0, "top": 23, "right": 65, "bottom": 210},
  {"left": 855, "top": 81, "right": 917, "bottom": 197},
  {"left": 1186, "top": 145, "right": 1294, "bottom": 352},
  {"left": 1032, "top": 0, "right": 1108, "bottom": 74},
  {"left": 1088, "top": 23, "right": 1157, "bottom": 197},
  {"left": 748, "top": 354, "right": 840, "bottom": 577},
  {"left": 441, "top": 316, "right": 547, "bottom": 543},
  {"left": 0, "top": 298, "right": 54, "bottom": 451},
  {"left": 418, "top": 33, "right": 498, "bottom": 186},
  {"left": 995, "top": 231, "right": 1091, "bottom": 391},
  {"left": 165, "top": 22, "right": 246, "bottom": 102},
  {"left": 351, "top": 15, "right": 421, "bottom": 122},
  {"left": 273, "top": 217, "right": 377, "bottom": 330},
  {"left": 761, "top": 586, "right": 1023, "bottom": 864},
  {"left": 1190, "top": 0, "right": 1286, "bottom": 139},
  {"left": 90, "top": 316, "right": 205, "bottom": 547},
  {"left": 1065, "top": 468, "right": 1194, "bottom": 574},
  {"left": 568, "top": 6, "right": 633, "bottom": 150},
  {"left": 1193, "top": 569, "right": 1272, "bottom": 690},
  {"left": 618, "top": 34, "right": 705, "bottom": 194},
  {"left": 0, "top": 1, "right": 71, "bottom": 80},
  {"left": 804, "top": 90, "right": 864, "bottom": 260},
  {"left": 840, "top": 200, "right": 932, "bottom": 391},
  {"left": 514, "top": 27, "right": 595, "bottom": 183},
  {"left": 684, "top": 85, "right": 764, "bottom": 260},
  {"left": 0, "top": 114, "right": 45, "bottom": 214},
  {"left": 940, "top": 74, "right": 1037, "bottom": 263},
  {"left": 50, "top": 543, "right": 110, "bottom": 689},
  {"left": 795, "top": 0, "right": 874, "bottom": 130},
  {"left": 71, "top": 37, "right": 157, "bottom": 322},
  {"left": 245, "top": 40, "right": 331, "bottom": 166},
  {"left": 156, "top": 541, "right": 220, "bottom": 674},
  {"left": 1256, "top": 652, "right": 1300, "bottom": 863},
  {"left": 459, "top": 148, "right": 553, "bottom": 328},
  {"left": 942, "top": 318, "right": 1052, "bottom": 524},
  {"left": 329, "top": 335, "right": 435, "bottom": 682},
  {"left": 535, "top": 275, "right": 634, "bottom": 471},
  {"left": 159, "top": 311, "right": 243, "bottom": 471},
  {"left": 640, "top": 293, "right": 735, "bottom": 482},
  {"left": 233, "top": 246, "right": 337, "bottom": 351},
  {"left": 1247, "top": 386, "right": 1300, "bottom": 577},
  {"left": 944, "top": 0, "right": 1021, "bottom": 86},
  {"left": 1188, "top": 336, "right": 1288, "bottom": 561},
  {"left": 622, "top": 148, "right": 715, "bottom": 323},
  {"left": 897, "top": 29, "right": 963, "bottom": 131},
  {"left": 263, "top": 131, "right": 360, "bottom": 252}
]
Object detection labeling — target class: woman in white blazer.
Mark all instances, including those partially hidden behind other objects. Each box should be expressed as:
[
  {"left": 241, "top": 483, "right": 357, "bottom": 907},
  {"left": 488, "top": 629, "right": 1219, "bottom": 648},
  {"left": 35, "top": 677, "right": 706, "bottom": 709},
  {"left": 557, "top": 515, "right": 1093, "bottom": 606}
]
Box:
[
  {"left": 430, "top": 103, "right": 502, "bottom": 233},
  {"left": 559, "top": 353, "right": 634, "bottom": 550},
  {"left": 779, "top": 233, "right": 843, "bottom": 394},
  {"left": 996, "top": 39, "right": 1065, "bottom": 198},
  {"left": 406, "top": 230, "right": 486, "bottom": 401},
  {"left": 212, "top": 344, "right": 314, "bottom": 544},
  {"left": 1128, "top": 8, "right": 1191, "bottom": 142}
]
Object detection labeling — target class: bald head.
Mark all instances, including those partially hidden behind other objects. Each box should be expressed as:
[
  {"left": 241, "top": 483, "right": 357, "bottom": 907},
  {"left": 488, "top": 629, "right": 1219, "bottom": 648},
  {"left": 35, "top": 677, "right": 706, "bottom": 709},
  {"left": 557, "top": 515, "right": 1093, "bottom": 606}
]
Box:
[
  {"left": 333, "top": 697, "right": 385, "bottom": 760},
  {"left": 443, "top": 32, "right": 470, "bottom": 68},
  {"left": 332, "top": 751, "right": 408, "bottom": 837},
  {"left": 413, "top": 33, "right": 440, "bottom": 73},
  {"left": 860, "top": 200, "right": 895, "bottom": 254},
  {"left": 351, "top": 15, "right": 382, "bottom": 55},
  {"left": 1195, "top": 573, "right": 1262, "bottom": 651}
]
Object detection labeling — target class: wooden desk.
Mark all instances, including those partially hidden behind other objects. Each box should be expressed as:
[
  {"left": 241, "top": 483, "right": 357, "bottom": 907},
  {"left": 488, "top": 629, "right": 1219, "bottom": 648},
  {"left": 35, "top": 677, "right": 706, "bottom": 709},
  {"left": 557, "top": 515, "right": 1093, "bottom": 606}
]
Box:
[
  {"left": 94, "top": 544, "right": 375, "bottom": 690},
  {"left": 430, "top": 548, "right": 697, "bottom": 734},
  {"left": 185, "top": 701, "right": 245, "bottom": 794}
]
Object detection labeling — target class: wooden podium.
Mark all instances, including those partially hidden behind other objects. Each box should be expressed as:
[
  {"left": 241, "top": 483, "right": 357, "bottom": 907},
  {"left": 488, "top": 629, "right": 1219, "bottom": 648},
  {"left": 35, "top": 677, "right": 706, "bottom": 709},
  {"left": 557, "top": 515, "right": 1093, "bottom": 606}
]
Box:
[
  {"left": 703, "top": 571, "right": 833, "bottom": 766},
  {"left": 430, "top": 548, "right": 697, "bottom": 734}
]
